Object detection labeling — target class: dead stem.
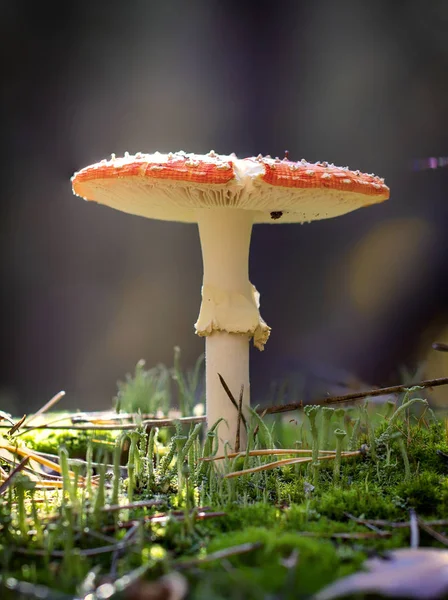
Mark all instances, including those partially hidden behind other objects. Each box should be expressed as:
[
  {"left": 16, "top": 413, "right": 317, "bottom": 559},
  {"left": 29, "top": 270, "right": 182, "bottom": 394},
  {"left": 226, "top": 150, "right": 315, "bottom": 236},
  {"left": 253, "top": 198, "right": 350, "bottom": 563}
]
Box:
[
  {"left": 7, "top": 415, "right": 27, "bottom": 436},
  {"left": 344, "top": 517, "right": 448, "bottom": 529},
  {"left": 110, "top": 522, "right": 142, "bottom": 578},
  {"left": 0, "top": 415, "right": 206, "bottom": 431},
  {"left": 101, "top": 499, "right": 163, "bottom": 513},
  {"left": 13, "top": 413, "right": 79, "bottom": 438},
  {"left": 225, "top": 451, "right": 361, "bottom": 479},
  {"left": 344, "top": 512, "right": 386, "bottom": 534},
  {"left": 22, "top": 391, "right": 66, "bottom": 428},
  {"left": 0, "top": 443, "right": 85, "bottom": 482},
  {"left": 175, "top": 542, "right": 263, "bottom": 570},
  {"left": 0, "top": 457, "right": 30, "bottom": 495},
  {"left": 33, "top": 450, "right": 119, "bottom": 472},
  {"left": 234, "top": 384, "right": 244, "bottom": 453},
  {"left": 299, "top": 531, "right": 391, "bottom": 540},
  {"left": 218, "top": 374, "right": 248, "bottom": 431},
  {"left": 432, "top": 342, "right": 448, "bottom": 352},
  {"left": 104, "top": 510, "right": 227, "bottom": 531},
  {"left": 15, "top": 539, "right": 135, "bottom": 558},
  {"left": 261, "top": 377, "right": 448, "bottom": 415},
  {"left": 201, "top": 448, "right": 337, "bottom": 462},
  {"left": 417, "top": 517, "right": 448, "bottom": 546}
]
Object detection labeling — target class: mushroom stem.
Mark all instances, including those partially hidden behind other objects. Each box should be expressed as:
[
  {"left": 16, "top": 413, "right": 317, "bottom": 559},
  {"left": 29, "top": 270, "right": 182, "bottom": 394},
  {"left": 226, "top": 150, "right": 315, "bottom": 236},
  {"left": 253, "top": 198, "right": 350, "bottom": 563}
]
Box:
[
  {"left": 196, "top": 208, "right": 257, "bottom": 451},
  {"left": 206, "top": 332, "right": 250, "bottom": 451}
]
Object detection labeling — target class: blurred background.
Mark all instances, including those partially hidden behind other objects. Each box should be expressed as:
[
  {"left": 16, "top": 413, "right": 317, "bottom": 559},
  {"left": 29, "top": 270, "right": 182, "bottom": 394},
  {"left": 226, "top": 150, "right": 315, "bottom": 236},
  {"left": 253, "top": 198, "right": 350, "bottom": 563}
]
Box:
[{"left": 1, "top": 0, "right": 448, "bottom": 414}]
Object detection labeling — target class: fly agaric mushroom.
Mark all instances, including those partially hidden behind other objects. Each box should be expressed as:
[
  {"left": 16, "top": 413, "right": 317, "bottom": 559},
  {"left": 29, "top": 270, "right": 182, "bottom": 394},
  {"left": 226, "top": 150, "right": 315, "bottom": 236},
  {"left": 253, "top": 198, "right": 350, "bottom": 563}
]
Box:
[{"left": 71, "top": 151, "right": 389, "bottom": 451}]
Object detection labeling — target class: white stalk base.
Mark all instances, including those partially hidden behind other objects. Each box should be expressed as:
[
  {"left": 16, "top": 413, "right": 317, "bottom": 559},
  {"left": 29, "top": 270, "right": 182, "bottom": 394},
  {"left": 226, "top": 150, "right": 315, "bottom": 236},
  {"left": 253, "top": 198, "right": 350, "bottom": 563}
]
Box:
[{"left": 205, "top": 331, "right": 250, "bottom": 452}]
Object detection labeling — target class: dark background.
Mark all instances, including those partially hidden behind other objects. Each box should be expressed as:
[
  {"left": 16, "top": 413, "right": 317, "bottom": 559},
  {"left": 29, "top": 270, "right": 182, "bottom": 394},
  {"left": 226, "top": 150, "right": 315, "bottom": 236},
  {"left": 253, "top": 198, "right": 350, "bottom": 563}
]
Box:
[{"left": 1, "top": 0, "right": 448, "bottom": 414}]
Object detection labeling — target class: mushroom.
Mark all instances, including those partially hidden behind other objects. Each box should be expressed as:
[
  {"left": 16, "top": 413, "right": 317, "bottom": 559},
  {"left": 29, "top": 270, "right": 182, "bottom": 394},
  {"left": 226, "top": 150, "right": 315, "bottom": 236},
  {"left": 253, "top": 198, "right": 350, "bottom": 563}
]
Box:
[{"left": 71, "top": 151, "right": 389, "bottom": 451}]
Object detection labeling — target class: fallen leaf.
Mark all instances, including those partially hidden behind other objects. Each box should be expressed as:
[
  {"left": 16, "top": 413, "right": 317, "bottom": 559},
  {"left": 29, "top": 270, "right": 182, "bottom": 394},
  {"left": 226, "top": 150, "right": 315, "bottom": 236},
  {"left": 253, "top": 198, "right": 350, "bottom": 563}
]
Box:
[{"left": 314, "top": 548, "right": 448, "bottom": 599}]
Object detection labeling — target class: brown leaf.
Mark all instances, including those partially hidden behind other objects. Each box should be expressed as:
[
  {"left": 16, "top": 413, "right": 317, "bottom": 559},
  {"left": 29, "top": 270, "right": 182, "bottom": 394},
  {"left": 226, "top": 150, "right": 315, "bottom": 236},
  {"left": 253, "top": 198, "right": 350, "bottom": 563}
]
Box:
[
  {"left": 314, "top": 548, "right": 448, "bottom": 600},
  {"left": 124, "top": 573, "right": 187, "bottom": 600}
]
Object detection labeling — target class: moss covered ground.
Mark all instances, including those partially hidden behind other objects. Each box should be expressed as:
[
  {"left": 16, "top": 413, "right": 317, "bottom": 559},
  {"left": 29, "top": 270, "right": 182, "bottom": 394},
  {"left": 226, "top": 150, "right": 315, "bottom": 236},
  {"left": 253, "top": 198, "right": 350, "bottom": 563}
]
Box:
[{"left": 1, "top": 358, "right": 448, "bottom": 599}]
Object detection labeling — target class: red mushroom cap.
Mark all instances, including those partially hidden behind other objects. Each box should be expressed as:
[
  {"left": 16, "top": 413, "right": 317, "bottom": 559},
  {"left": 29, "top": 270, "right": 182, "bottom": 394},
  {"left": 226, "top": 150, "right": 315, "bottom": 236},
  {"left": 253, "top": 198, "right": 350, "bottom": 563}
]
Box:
[{"left": 72, "top": 151, "right": 389, "bottom": 223}]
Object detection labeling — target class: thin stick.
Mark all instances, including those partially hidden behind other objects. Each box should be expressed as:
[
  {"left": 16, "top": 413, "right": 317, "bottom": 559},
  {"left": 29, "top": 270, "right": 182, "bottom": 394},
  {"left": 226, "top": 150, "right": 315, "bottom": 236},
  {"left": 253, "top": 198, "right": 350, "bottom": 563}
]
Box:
[
  {"left": 347, "top": 517, "right": 448, "bottom": 529},
  {"left": 432, "top": 342, "right": 448, "bottom": 352},
  {"left": 110, "top": 522, "right": 141, "bottom": 577},
  {"left": 344, "top": 512, "right": 386, "bottom": 534},
  {"left": 32, "top": 450, "right": 119, "bottom": 471},
  {"left": 261, "top": 377, "right": 448, "bottom": 415},
  {"left": 7, "top": 415, "right": 27, "bottom": 436},
  {"left": 225, "top": 451, "right": 361, "bottom": 479},
  {"left": 0, "top": 457, "right": 30, "bottom": 495},
  {"left": 417, "top": 517, "right": 448, "bottom": 546},
  {"left": 104, "top": 510, "right": 227, "bottom": 531},
  {"left": 201, "top": 448, "right": 338, "bottom": 462},
  {"left": 0, "top": 415, "right": 206, "bottom": 431},
  {"left": 101, "top": 499, "right": 163, "bottom": 513},
  {"left": 175, "top": 542, "right": 263, "bottom": 570},
  {"left": 299, "top": 531, "right": 391, "bottom": 540},
  {"left": 218, "top": 374, "right": 247, "bottom": 430},
  {"left": 33, "top": 480, "right": 88, "bottom": 490},
  {"left": 15, "top": 539, "right": 135, "bottom": 558},
  {"left": 71, "top": 410, "right": 189, "bottom": 423},
  {"left": 13, "top": 413, "right": 80, "bottom": 438},
  {"left": 235, "top": 384, "right": 244, "bottom": 453},
  {"left": 0, "top": 443, "right": 84, "bottom": 481},
  {"left": 23, "top": 391, "right": 66, "bottom": 427}
]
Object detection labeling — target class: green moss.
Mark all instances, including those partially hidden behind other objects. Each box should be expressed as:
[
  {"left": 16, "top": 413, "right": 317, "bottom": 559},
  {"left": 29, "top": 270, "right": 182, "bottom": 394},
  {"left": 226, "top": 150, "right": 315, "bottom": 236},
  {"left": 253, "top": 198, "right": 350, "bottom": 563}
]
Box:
[
  {"left": 394, "top": 471, "right": 444, "bottom": 514},
  {"left": 405, "top": 422, "right": 448, "bottom": 472},
  {"left": 314, "top": 482, "right": 401, "bottom": 521},
  {"left": 202, "top": 526, "right": 363, "bottom": 598},
  {"left": 4, "top": 365, "right": 448, "bottom": 600},
  {"left": 21, "top": 424, "right": 117, "bottom": 457},
  {"left": 218, "top": 503, "right": 280, "bottom": 531}
]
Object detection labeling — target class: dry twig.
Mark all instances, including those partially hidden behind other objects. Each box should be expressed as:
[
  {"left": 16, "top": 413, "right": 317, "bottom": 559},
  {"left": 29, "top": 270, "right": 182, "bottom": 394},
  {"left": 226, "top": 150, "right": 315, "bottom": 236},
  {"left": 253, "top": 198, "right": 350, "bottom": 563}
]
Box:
[
  {"left": 175, "top": 542, "right": 263, "bottom": 570},
  {"left": 261, "top": 377, "right": 448, "bottom": 415},
  {"left": 0, "top": 457, "right": 30, "bottom": 495},
  {"left": 201, "top": 448, "right": 336, "bottom": 462},
  {"left": 235, "top": 384, "right": 244, "bottom": 453},
  {"left": 225, "top": 451, "right": 361, "bottom": 479},
  {"left": 417, "top": 517, "right": 448, "bottom": 546}
]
